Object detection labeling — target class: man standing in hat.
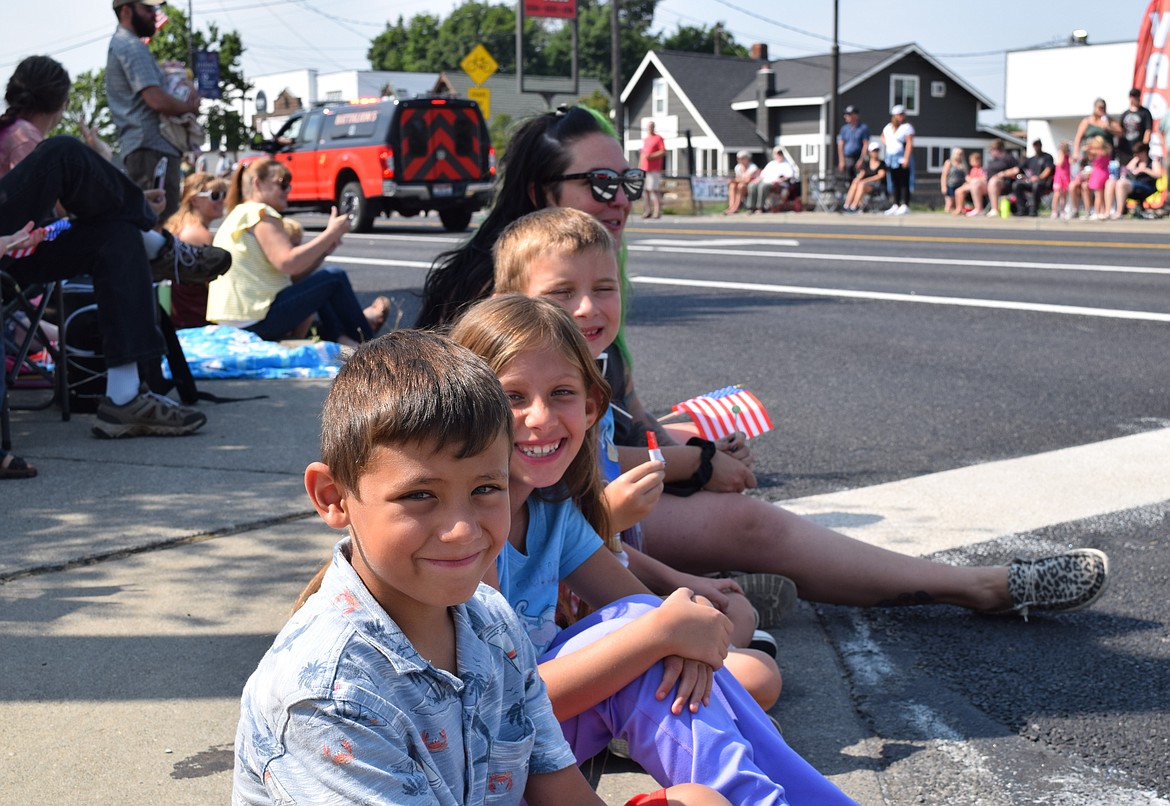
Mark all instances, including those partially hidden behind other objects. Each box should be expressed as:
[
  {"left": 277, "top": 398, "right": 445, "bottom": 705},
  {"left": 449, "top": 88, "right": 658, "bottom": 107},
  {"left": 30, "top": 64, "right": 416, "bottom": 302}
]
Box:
[
  {"left": 107, "top": 0, "right": 201, "bottom": 222},
  {"left": 837, "top": 105, "right": 869, "bottom": 183}
]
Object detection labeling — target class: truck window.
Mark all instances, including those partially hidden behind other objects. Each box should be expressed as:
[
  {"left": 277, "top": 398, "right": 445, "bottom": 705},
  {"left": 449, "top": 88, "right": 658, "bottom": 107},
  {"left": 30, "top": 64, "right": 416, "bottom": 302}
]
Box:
[
  {"left": 454, "top": 115, "right": 474, "bottom": 155},
  {"left": 300, "top": 111, "right": 325, "bottom": 145},
  {"left": 329, "top": 108, "right": 380, "bottom": 140}
]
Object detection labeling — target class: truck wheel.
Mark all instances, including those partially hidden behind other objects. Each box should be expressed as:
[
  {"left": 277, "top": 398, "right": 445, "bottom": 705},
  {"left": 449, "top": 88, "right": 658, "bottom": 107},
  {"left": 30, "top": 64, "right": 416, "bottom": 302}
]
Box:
[
  {"left": 439, "top": 207, "right": 472, "bottom": 232},
  {"left": 338, "top": 181, "right": 374, "bottom": 232}
]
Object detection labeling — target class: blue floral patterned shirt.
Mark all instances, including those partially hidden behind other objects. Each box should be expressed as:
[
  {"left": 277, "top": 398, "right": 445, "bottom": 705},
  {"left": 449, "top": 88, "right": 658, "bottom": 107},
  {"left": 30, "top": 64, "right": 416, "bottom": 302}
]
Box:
[{"left": 233, "top": 537, "right": 576, "bottom": 805}]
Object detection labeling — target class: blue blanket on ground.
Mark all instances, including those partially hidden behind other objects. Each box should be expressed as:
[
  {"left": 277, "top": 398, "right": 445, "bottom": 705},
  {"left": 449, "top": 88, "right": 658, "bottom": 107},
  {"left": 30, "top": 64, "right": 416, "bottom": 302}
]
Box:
[{"left": 165, "top": 325, "right": 343, "bottom": 379}]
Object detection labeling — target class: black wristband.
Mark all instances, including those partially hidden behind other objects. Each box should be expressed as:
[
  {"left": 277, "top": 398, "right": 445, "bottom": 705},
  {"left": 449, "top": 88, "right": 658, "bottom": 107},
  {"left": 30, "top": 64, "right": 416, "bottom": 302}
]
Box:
[{"left": 662, "top": 437, "right": 716, "bottom": 497}]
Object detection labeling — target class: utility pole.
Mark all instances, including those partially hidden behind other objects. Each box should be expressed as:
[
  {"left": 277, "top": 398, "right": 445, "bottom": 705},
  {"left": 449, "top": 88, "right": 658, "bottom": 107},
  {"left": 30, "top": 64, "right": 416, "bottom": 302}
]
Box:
[
  {"left": 828, "top": 0, "right": 839, "bottom": 179},
  {"left": 611, "top": 0, "right": 622, "bottom": 146},
  {"left": 187, "top": 0, "right": 196, "bottom": 68},
  {"left": 714, "top": 23, "right": 722, "bottom": 56}
]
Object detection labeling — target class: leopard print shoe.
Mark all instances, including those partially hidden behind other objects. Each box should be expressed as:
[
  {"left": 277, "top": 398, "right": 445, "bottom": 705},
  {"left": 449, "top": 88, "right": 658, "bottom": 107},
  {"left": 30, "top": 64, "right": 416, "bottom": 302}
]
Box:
[{"left": 1004, "top": 548, "right": 1110, "bottom": 620}]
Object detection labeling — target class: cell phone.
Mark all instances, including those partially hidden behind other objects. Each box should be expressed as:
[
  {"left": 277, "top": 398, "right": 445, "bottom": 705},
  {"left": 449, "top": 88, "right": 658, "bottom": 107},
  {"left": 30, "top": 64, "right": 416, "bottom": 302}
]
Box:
[{"left": 153, "top": 156, "right": 168, "bottom": 190}]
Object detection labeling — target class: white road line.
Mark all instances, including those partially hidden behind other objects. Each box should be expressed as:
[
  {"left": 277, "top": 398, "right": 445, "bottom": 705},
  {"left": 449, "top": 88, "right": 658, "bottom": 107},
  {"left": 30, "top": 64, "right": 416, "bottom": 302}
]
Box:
[
  {"left": 329, "top": 256, "right": 433, "bottom": 268},
  {"left": 627, "top": 244, "right": 1170, "bottom": 276},
  {"left": 636, "top": 238, "right": 800, "bottom": 247},
  {"left": 630, "top": 275, "right": 1170, "bottom": 322},
  {"left": 780, "top": 427, "right": 1170, "bottom": 556}
]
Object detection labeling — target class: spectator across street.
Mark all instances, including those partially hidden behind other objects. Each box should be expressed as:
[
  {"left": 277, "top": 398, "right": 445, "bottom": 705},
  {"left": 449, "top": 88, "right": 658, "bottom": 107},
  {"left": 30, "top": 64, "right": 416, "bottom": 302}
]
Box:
[
  {"left": 1013, "top": 140, "right": 1054, "bottom": 217},
  {"left": 837, "top": 105, "right": 869, "bottom": 183},
  {"left": 106, "top": 0, "right": 201, "bottom": 221}
]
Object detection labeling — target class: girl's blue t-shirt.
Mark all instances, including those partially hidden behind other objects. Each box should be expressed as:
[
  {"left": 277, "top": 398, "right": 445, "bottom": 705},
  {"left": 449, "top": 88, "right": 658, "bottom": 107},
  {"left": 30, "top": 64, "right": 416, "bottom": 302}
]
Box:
[{"left": 496, "top": 496, "right": 603, "bottom": 656}]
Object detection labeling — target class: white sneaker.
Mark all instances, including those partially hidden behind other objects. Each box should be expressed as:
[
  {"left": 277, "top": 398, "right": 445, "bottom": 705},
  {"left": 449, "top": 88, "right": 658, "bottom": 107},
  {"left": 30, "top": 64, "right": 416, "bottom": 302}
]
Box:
[
  {"left": 884, "top": 204, "right": 899, "bottom": 215},
  {"left": 985, "top": 208, "right": 998, "bottom": 217},
  {"left": 895, "top": 204, "right": 909, "bottom": 216}
]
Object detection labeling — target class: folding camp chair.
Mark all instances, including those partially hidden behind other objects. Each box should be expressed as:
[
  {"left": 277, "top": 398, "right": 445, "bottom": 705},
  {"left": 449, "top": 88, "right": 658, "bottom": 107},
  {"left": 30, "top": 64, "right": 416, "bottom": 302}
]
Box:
[{"left": 1, "top": 269, "right": 61, "bottom": 450}]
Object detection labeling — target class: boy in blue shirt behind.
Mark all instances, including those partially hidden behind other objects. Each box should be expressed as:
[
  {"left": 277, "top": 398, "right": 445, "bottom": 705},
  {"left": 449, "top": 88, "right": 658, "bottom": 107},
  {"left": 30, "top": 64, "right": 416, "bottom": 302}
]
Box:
[{"left": 233, "top": 330, "right": 729, "bottom": 806}]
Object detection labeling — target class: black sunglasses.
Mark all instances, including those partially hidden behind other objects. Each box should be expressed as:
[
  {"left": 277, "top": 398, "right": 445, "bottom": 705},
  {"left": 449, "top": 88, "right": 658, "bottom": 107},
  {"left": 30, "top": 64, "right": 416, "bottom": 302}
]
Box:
[
  {"left": 196, "top": 189, "right": 225, "bottom": 201},
  {"left": 547, "top": 168, "right": 645, "bottom": 202}
]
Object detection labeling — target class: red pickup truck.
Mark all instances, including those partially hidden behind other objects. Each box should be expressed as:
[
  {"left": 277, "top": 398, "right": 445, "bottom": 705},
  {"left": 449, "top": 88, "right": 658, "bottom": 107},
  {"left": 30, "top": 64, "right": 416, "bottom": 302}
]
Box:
[{"left": 248, "top": 96, "right": 495, "bottom": 232}]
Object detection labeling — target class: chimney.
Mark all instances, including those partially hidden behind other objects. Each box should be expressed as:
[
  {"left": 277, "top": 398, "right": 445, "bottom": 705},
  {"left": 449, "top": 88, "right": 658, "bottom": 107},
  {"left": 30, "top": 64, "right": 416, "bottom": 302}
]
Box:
[
  {"left": 755, "top": 63, "right": 775, "bottom": 148},
  {"left": 750, "top": 43, "right": 769, "bottom": 62}
]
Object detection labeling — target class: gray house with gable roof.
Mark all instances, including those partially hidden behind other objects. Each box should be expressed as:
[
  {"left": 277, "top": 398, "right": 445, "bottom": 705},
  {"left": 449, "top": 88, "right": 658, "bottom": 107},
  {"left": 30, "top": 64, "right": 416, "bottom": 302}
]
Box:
[{"left": 621, "top": 44, "right": 1018, "bottom": 201}]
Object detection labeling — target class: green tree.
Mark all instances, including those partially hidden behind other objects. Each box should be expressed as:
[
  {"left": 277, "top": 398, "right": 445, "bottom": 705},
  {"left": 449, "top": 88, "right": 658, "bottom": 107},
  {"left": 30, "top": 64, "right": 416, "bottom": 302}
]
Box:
[
  {"left": 146, "top": 4, "right": 252, "bottom": 149},
  {"left": 661, "top": 23, "right": 748, "bottom": 58},
  {"left": 62, "top": 69, "right": 113, "bottom": 140},
  {"left": 368, "top": 14, "right": 442, "bottom": 72}
]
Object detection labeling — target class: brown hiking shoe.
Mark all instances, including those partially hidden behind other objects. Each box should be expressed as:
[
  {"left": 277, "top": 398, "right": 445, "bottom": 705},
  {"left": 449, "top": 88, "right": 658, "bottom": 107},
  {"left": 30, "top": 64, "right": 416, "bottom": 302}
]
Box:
[
  {"left": 92, "top": 385, "right": 207, "bottom": 438},
  {"left": 150, "top": 231, "right": 231, "bottom": 284}
]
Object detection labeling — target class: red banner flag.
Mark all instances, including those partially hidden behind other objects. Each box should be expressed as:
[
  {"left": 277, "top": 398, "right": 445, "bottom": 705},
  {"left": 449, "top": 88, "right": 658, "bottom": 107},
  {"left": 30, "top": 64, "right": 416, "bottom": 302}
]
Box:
[{"left": 1134, "top": 0, "right": 1170, "bottom": 158}]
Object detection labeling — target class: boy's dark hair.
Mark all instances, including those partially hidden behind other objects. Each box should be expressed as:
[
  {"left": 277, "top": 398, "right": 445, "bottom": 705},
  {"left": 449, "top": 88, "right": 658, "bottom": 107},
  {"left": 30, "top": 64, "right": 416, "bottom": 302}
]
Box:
[
  {"left": 493, "top": 207, "right": 615, "bottom": 293},
  {"left": 320, "top": 330, "right": 512, "bottom": 496}
]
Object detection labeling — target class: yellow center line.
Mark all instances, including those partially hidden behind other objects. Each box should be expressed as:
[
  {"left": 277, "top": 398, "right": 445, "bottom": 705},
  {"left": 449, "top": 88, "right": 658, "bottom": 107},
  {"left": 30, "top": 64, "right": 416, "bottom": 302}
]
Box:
[{"left": 625, "top": 226, "right": 1168, "bottom": 250}]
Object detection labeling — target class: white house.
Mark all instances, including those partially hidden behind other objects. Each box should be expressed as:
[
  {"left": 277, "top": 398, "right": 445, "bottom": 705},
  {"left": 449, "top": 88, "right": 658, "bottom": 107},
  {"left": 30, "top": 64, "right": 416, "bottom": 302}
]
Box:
[
  {"left": 1004, "top": 41, "right": 1141, "bottom": 153},
  {"left": 246, "top": 70, "right": 440, "bottom": 137}
]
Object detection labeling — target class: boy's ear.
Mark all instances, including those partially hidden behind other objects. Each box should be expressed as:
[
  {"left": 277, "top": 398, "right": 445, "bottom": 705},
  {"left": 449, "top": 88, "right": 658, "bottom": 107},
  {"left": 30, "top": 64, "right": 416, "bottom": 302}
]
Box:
[{"left": 305, "top": 461, "right": 351, "bottom": 529}]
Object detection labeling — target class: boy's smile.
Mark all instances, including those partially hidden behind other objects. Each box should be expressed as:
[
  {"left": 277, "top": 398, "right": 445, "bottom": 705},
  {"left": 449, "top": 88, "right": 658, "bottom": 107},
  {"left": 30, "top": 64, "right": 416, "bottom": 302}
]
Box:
[
  {"left": 319, "top": 437, "right": 511, "bottom": 630},
  {"left": 498, "top": 347, "right": 597, "bottom": 500},
  {"left": 521, "top": 250, "right": 621, "bottom": 360}
]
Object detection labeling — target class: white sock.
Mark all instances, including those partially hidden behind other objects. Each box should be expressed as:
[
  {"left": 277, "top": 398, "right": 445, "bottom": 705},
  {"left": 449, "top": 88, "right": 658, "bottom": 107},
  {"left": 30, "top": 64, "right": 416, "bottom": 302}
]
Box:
[
  {"left": 142, "top": 230, "right": 167, "bottom": 260},
  {"left": 106, "top": 363, "right": 141, "bottom": 405}
]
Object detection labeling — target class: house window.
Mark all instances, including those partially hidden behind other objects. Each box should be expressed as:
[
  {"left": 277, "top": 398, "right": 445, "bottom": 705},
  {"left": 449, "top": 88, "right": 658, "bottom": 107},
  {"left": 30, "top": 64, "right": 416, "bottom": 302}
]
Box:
[
  {"left": 652, "top": 78, "right": 667, "bottom": 115},
  {"left": 802, "top": 143, "right": 818, "bottom": 164},
  {"left": 931, "top": 80, "right": 946, "bottom": 98},
  {"left": 890, "top": 74, "right": 919, "bottom": 115},
  {"left": 325, "top": 90, "right": 343, "bottom": 102},
  {"left": 927, "top": 146, "right": 948, "bottom": 172}
]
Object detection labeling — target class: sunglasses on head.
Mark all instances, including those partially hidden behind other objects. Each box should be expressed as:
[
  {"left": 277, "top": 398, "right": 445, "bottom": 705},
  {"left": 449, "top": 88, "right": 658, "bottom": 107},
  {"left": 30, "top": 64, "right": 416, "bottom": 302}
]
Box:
[
  {"left": 196, "top": 189, "right": 225, "bottom": 201},
  {"left": 547, "top": 168, "right": 645, "bottom": 202}
]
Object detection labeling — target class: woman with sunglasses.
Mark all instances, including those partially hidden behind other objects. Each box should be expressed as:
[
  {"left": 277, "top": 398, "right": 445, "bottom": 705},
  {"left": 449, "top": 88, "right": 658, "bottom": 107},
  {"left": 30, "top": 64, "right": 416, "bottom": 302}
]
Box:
[
  {"left": 418, "top": 105, "right": 643, "bottom": 329},
  {"left": 418, "top": 105, "right": 1109, "bottom": 628},
  {"left": 208, "top": 158, "right": 389, "bottom": 347},
  {"left": 164, "top": 172, "right": 229, "bottom": 328}
]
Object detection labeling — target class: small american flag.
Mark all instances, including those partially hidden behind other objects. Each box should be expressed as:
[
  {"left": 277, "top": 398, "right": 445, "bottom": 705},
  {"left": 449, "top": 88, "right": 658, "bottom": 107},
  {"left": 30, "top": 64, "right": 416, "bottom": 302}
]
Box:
[
  {"left": 672, "top": 385, "right": 774, "bottom": 442},
  {"left": 6, "top": 218, "right": 71, "bottom": 259}
]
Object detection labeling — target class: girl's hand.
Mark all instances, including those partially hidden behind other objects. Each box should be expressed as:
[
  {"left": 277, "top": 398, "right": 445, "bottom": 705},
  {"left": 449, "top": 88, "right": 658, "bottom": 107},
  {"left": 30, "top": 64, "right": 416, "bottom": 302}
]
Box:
[
  {"left": 1, "top": 221, "right": 39, "bottom": 254},
  {"left": 704, "top": 449, "right": 756, "bottom": 493},
  {"left": 602, "top": 460, "right": 665, "bottom": 532},
  {"left": 715, "top": 431, "right": 753, "bottom": 468},
  {"left": 655, "top": 588, "right": 732, "bottom": 668},
  {"left": 677, "top": 574, "right": 743, "bottom": 613},
  {"left": 656, "top": 655, "right": 714, "bottom": 714}
]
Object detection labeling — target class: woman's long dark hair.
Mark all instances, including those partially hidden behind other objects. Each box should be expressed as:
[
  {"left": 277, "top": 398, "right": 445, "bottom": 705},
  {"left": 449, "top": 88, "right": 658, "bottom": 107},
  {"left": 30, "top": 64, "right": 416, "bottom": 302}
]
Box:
[
  {"left": 0, "top": 56, "right": 70, "bottom": 132},
  {"left": 415, "top": 105, "right": 612, "bottom": 330}
]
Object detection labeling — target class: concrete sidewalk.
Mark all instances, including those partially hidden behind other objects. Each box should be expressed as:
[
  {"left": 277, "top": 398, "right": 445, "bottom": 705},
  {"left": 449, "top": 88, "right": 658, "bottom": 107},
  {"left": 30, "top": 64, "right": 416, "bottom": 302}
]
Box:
[{"left": 0, "top": 378, "right": 883, "bottom": 804}]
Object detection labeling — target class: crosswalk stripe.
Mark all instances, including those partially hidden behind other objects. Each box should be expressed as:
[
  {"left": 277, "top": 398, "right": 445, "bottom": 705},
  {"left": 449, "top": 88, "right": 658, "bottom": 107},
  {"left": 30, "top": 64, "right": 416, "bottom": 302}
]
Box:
[{"left": 780, "top": 427, "right": 1170, "bottom": 555}]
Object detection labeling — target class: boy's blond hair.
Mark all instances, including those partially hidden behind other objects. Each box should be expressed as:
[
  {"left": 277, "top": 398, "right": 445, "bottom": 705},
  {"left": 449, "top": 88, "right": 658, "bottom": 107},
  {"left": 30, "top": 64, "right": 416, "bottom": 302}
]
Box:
[
  {"left": 319, "top": 331, "right": 512, "bottom": 496},
  {"left": 493, "top": 207, "right": 615, "bottom": 293}
]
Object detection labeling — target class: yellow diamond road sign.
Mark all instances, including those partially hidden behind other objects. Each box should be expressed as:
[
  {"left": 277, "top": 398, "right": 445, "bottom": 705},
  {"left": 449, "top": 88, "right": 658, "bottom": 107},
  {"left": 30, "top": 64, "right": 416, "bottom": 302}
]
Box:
[{"left": 461, "top": 44, "right": 498, "bottom": 86}]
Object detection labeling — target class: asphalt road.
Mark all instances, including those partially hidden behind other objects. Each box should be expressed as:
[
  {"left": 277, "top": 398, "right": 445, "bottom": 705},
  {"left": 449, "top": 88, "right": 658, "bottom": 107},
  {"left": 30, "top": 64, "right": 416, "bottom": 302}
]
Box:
[{"left": 298, "top": 210, "right": 1170, "bottom": 801}]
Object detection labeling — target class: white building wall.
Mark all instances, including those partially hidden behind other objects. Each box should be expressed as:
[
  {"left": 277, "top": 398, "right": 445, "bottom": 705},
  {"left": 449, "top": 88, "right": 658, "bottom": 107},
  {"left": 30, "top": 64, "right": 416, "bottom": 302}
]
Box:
[{"left": 1005, "top": 42, "right": 1137, "bottom": 153}]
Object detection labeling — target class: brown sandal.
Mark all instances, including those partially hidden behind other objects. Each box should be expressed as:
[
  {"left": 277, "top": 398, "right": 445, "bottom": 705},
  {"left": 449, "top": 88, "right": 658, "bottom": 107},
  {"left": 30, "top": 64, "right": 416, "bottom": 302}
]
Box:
[
  {"left": 365, "top": 296, "right": 392, "bottom": 334},
  {"left": 0, "top": 450, "right": 37, "bottom": 479}
]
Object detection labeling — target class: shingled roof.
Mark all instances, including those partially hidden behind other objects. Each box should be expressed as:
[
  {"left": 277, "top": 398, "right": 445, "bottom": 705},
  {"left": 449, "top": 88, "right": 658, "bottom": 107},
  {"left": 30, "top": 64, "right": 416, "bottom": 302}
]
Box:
[
  {"left": 625, "top": 50, "right": 767, "bottom": 149},
  {"left": 729, "top": 43, "right": 993, "bottom": 109}
]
